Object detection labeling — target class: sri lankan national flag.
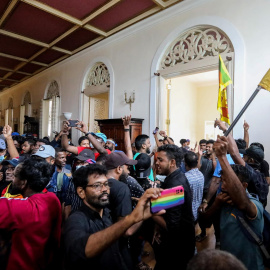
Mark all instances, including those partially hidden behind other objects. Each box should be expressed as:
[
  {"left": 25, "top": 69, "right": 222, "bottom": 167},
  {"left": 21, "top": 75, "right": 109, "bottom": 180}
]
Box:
[{"left": 217, "top": 55, "right": 232, "bottom": 125}]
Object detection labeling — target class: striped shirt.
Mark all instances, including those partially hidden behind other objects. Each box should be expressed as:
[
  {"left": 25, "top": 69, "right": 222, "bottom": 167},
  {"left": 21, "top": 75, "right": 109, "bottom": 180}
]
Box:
[{"left": 185, "top": 168, "right": 204, "bottom": 221}]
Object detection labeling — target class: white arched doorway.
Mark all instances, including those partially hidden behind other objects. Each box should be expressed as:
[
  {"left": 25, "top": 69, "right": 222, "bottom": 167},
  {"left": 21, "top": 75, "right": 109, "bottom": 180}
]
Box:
[
  {"left": 150, "top": 16, "right": 245, "bottom": 144},
  {"left": 81, "top": 62, "right": 111, "bottom": 132}
]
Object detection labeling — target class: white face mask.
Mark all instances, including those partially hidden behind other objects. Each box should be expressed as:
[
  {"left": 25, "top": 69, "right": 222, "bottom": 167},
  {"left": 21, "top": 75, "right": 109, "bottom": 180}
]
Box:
[{"left": 76, "top": 165, "right": 83, "bottom": 170}]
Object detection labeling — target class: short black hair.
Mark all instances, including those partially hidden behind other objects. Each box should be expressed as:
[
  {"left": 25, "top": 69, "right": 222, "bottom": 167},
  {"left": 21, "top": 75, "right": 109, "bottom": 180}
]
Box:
[
  {"left": 12, "top": 135, "right": 24, "bottom": 145},
  {"left": 187, "top": 249, "right": 246, "bottom": 270},
  {"left": 180, "top": 139, "right": 187, "bottom": 145},
  {"left": 78, "top": 136, "right": 90, "bottom": 145},
  {"left": 250, "top": 142, "right": 264, "bottom": 152},
  {"left": 221, "top": 164, "right": 251, "bottom": 184},
  {"left": 199, "top": 139, "right": 207, "bottom": 145},
  {"left": 73, "top": 164, "right": 107, "bottom": 190},
  {"left": 135, "top": 135, "right": 149, "bottom": 151},
  {"left": 23, "top": 138, "right": 35, "bottom": 146},
  {"left": 16, "top": 159, "right": 52, "bottom": 192},
  {"left": 55, "top": 147, "right": 66, "bottom": 156},
  {"left": 184, "top": 152, "right": 198, "bottom": 168},
  {"left": 157, "top": 144, "right": 184, "bottom": 168},
  {"left": 206, "top": 139, "right": 215, "bottom": 145},
  {"left": 235, "top": 139, "right": 246, "bottom": 150},
  {"left": 96, "top": 154, "right": 108, "bottom": 166},
  {"left": 35, "top": 138, "right": 50, "bottom": 145}
]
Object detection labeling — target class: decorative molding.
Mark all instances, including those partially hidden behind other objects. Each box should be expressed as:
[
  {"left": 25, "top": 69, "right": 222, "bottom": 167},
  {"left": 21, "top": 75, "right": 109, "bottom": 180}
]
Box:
[
  {"left": 160, "top": 26, "right": 234, "bottom": 69},
  {"left": 47, "top": 80, "right": 60, "bottom": 99},
  {"left": 86, "top": 62, "right": 110, "bottom": 87}
]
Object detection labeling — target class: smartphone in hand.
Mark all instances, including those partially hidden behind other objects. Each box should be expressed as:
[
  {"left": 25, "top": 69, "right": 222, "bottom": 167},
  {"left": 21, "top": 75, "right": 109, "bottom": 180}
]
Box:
[
  {"left": 68, "top": 120, "right": 78, "bottom": 127},
  {"left": 153, "top": 127, "right": 159, "bottom": 135},
  {"left": 150, "top": 185, "right": 184, "bottom": 214}
]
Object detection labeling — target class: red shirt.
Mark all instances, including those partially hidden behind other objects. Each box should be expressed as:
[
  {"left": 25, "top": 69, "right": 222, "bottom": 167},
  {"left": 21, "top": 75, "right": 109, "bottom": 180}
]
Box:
[
  {"left": 0, "top": 192, "right": 62, "bottom": 270},
  {"left": 77, "top": 147, "right": 111, "bottom": 160}
]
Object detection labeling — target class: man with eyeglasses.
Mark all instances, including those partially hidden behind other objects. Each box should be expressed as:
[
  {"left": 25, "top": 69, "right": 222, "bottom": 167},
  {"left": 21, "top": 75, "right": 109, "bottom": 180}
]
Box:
[{"left": 63, "top": 164, "right": 164, "bottom": 270}]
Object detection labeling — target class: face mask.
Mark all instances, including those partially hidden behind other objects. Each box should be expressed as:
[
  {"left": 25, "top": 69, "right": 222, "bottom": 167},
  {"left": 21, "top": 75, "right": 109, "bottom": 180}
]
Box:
[
  {"left": 76, "top": 165, "right": 83, "bottom": 170},
  {"left": 0, "top": 155, "right": 5, "bottom": 163}
]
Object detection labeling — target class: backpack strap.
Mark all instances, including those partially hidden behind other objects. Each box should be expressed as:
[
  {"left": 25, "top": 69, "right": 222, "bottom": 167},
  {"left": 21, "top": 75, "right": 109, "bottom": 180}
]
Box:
[
  {"left": 237, "top": 213, "right": 270, "bottom": 260},
  {"left": 57, "top": 172, "right": 65, "bottom": 191}
]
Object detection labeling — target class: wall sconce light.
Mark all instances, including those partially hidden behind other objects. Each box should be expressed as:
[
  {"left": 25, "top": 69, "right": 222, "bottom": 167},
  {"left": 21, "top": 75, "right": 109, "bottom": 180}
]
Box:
[
  {"left": 32, "top": 109, "right": 38, "bottom": 116},
  {"left": 124, "top": 90, "right": 135, "bottom": 111},
  {"left": 63, "top": 112, "right": 72, "bottom": 120}
]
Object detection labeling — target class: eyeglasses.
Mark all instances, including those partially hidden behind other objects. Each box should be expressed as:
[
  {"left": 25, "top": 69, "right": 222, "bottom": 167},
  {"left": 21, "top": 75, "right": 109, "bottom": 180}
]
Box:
[{"left": 86, "top": 182, "right": 111, "bottom": 191}]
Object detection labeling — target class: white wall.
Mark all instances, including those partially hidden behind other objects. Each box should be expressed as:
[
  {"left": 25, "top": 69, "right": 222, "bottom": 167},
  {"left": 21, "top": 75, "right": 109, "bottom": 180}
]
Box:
[
  {"left": 1, "top": 0, "right": 270, "bottom": 208},
  {"left": 170, "top": 77, "right": 197, "bottom": 146}
]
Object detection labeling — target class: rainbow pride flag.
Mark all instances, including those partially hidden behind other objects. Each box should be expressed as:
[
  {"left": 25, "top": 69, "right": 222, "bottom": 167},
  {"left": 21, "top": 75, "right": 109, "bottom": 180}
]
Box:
[{"left": 151, "top": 185, "right": 184, "bottom": 213}]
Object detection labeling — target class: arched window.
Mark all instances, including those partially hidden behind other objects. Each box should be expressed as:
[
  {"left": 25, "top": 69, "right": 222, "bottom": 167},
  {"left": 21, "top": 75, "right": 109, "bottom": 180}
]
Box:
[
  {"left": 82, "top": 62, "right": 110, "bottom": 132},
  {"left": 41, "top": 81, "right": 60, "bottom": 139}
]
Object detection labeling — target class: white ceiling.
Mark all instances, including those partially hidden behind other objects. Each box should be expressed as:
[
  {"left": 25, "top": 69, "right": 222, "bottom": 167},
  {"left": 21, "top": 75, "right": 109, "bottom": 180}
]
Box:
[{"left": 183, "top": 70, "right": 218, "bottom": 86}]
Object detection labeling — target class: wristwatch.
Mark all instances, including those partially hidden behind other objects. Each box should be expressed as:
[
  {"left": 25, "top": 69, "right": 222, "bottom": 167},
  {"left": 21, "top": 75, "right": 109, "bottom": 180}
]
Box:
[{"left": 202, "top": 199, "right": 208, "bottom": 204}]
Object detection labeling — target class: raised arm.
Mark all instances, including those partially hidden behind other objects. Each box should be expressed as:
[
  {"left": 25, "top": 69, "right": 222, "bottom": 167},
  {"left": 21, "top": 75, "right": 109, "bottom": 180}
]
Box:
[
  {"left": 214, "top": 119, "right": 244, "bottom": 166},
  {"left": 2, "top": 125, "right": 19, "bottom": 159},
  {"left": 84, "top": 188, "right": 164, "bottom": 258},
  {"left": 122, "top": 115, "right": 133, "bottom": 159},
  {"left": 153, "top": 132, "right": 162, "bottom": 148},
  {"left": 61, "top": 121, "right": 78, "bottom": 155},
  {"left": 76, "top": 121, "right": 107, "bottom": 155},
  {"left": 243, "top": 120, "right": 249, "bottom": 148},
  {"left": 159, "top": 130, "right": 174, "bottom": 145},
  {"left": 213, "top": 136, "right": 257, "bottom": 218}
]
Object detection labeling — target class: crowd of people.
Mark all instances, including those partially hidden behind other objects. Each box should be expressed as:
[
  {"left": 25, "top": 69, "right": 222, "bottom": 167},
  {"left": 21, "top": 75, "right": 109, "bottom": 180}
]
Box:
[{"left": 0, "top": 116, "right": 269, "bottom": 270}]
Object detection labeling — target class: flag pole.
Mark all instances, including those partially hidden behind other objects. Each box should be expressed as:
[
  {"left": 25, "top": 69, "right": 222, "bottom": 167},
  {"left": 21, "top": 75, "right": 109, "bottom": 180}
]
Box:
[
  {"left": 224, "top": 86, "right": 261, "bottom": 136},
  {"left": 224, "top": 69, "right": 270, "bottom": 136}
]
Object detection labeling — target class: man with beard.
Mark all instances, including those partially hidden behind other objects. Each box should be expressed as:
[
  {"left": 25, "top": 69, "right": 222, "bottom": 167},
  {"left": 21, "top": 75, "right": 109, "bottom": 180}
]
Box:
[
  {"left": 105, "top": 138, "right": 122, "bottom": 153},
  {"left": 63, "top": 164, "right": 164, "bottom": 270},
  {"left": 154, "top": 144, "right": 195, "bottom": 270},
  {"left": 104, "top": 151, "right": 137, "bottom": 223},
  {"left": 0, "top": 158, "right": 62, "bottom": 270}
]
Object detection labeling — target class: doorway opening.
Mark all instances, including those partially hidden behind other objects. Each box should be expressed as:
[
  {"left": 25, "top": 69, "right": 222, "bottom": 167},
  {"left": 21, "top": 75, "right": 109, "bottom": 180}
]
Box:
[{"left": 163, "top": 70, "right": 224, "bottom": 147}]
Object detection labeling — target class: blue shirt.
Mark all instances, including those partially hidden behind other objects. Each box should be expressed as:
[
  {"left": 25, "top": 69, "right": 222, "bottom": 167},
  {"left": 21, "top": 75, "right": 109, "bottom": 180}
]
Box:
[
  {"left": 46, "top": 167, "right": 71, "bottom": 203},
  {"left": 185, "top": 168, "right": 204, "bottom": 221}
]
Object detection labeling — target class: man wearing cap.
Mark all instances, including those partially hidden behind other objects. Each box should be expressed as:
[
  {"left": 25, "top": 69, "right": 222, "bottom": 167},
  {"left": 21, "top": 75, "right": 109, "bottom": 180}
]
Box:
[
  {"left": 104, "top": 152, "right": 137, "bottom": 223},
  {"left": 64, "top": 149, "right": 96, "bottom": 217},
  {"left": 105, "top": 138, "right": 122, "bottom": 153},
  {"left": 61, "top": 120, "right": 110, "bottom": 160},
  {"left": 1, "top": 158, "right": 20, "bottom": 198},
  {"left": 213, "top": 119, "right": 268, "bottom": 206},
  {"left": 32, "top": 144, "right": 56, "bottom": 165}
]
